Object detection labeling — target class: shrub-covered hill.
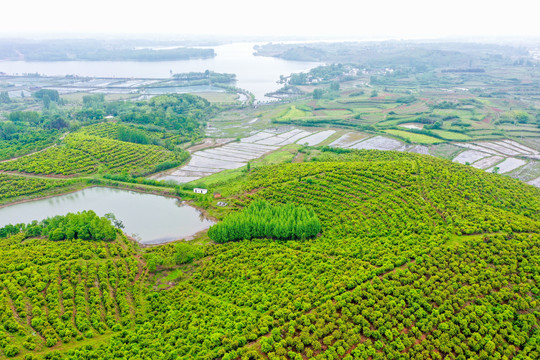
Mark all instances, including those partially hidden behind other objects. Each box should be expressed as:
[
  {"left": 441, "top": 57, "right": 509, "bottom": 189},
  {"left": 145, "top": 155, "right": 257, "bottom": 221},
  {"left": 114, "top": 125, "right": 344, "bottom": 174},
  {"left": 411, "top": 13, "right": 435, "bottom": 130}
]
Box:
[
  {"left": 0, "top": 133, "right": 187, "bottom": 176},
  {"left": 1, "top": 150, "right": 539, "bottom": 359}
]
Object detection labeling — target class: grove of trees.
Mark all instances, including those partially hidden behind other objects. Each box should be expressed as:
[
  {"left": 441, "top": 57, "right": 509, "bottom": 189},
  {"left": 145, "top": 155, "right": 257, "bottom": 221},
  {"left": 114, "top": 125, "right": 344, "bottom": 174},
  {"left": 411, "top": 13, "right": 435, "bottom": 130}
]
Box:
[{"left": 208, "top": 200, "right": 321, "bottom": 243}]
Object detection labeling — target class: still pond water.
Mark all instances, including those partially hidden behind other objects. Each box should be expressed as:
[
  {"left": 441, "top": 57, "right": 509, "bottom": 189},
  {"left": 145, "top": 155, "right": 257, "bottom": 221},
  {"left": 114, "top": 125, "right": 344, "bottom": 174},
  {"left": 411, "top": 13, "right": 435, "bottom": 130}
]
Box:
[
  {"left": 0, "top": 187, "right": 214, "bottom": 245},
  {"left": 0, "top": 42, "right": 321, "bottom": 101}
]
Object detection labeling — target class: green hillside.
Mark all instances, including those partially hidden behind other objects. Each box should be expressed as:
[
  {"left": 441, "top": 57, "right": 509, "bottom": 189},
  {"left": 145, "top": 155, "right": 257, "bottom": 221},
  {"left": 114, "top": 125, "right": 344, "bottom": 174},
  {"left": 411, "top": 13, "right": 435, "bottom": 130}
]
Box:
[{"left": 0, "top": 151, "right": 539, "bottom": 359}]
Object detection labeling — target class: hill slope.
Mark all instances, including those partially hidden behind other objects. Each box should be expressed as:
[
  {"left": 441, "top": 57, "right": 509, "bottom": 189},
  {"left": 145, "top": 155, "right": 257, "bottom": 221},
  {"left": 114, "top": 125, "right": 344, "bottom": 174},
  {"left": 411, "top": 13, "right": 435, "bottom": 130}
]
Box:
[{"left": 0, "top": 150, "right": 539, "bottom": 359}]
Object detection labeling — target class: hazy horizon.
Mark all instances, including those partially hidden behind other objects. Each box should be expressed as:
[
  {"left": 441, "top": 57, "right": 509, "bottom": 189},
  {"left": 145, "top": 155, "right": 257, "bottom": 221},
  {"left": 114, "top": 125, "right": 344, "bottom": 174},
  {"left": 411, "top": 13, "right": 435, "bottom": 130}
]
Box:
[{"left": 2, "top": 0, "right": 539, "bottom": 41}]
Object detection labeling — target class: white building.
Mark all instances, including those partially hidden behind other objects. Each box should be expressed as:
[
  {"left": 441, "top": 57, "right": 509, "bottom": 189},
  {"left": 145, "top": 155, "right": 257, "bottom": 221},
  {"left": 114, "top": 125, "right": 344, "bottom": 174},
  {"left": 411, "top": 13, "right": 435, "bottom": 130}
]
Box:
[{"left": 193, "top": 188, "right": 208, "bottom": 194}]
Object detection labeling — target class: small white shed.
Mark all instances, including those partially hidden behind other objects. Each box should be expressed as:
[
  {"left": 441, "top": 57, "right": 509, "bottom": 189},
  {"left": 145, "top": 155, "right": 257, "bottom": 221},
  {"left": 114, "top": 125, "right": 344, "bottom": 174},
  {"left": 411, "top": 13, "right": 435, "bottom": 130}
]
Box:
[{"left": 193, "top": 188, "right": 208, "bottom": 194}]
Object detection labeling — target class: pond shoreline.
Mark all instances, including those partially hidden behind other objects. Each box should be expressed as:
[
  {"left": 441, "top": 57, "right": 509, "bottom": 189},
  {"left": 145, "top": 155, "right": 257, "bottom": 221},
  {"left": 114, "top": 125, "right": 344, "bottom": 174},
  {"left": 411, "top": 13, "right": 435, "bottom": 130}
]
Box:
[
  {"left": 0, "top": 182, "right": 180, "bottom": 209},
  {"left": 0, "top": 186, "right": 214, "bottom": 244},
  {"left": 0, "top": 184, "right": 88, "bottom": 210}
]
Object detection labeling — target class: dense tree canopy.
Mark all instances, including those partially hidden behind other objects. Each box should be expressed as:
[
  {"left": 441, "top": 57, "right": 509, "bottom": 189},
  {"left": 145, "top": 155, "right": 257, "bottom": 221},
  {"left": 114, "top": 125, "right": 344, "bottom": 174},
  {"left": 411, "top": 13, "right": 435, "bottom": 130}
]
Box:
[
  {"left": 0, "top": 210, "right": 118, "bottom": 241},
  {"left": 208, "top": 200, "right": 321, "bottom": 243}
]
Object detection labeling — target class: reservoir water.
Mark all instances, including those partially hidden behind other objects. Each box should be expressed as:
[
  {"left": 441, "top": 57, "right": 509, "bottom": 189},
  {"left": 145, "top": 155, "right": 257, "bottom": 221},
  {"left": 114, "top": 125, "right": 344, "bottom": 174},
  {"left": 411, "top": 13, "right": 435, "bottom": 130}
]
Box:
[
  {"left": 0, "top": 187, "right": 214, "bottom": 245},
  {"left": 0, "top": 42, "right": 321, "bottom": 101}
]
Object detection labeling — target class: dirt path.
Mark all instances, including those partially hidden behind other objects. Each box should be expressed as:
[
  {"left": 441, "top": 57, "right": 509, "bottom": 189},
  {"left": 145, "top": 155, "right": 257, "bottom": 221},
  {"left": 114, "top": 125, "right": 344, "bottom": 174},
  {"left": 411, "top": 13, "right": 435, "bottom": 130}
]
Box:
[{"left": 132, "top": 255, "right": 146, "bottom": 285}]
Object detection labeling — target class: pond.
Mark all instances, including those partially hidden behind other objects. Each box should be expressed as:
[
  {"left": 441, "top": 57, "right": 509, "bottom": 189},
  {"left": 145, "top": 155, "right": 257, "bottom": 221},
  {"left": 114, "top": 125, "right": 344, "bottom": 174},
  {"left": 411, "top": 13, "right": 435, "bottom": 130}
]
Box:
[{"left": 0, "top": 187, "right": 214, "bottom": 245}]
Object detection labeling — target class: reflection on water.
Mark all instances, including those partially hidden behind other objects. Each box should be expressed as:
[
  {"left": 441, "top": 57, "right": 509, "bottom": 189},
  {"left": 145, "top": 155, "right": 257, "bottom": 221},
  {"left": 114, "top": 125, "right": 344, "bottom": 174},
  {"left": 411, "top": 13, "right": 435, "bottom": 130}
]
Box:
[
  {"left": 0, "top": 187, "right": 214, "bottom": 244},
  {"left": 0, "top": 42, "right": 321, "bottom": 101}
]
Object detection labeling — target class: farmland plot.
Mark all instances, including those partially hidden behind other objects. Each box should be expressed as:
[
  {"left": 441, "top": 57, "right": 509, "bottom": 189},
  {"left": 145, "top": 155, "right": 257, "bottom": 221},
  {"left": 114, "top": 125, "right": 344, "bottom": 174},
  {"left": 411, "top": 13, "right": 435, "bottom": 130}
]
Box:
[
  {"left": 349, "top": 136, "right": 407, "bottom": 151},
  {"left": 453, "top": 150, "right": 490, "bottom": 164},
  {"left": 296, "top": 130, "right": 336, "bottom": 146},
  {"left": 398, "top": 123, "right": 424, "bottom": 130},
  {"left": 157, "top": 129, "right": 318, "bottom": 183},
  {"left": 278, "top": 130, "right": 312, "bottom": 145},
  {"left": 384, "top": 129, "right": 444, "bottom": 144},
  {"left": 500, "top": 140, "right": 538, "bottom": 155},
  {"left": 486, "top": 158, "right": 527, "bottom": 174},
  {"left": 458, "top": 140, "right": 538, "bottom": 158},
  {"left": 255, "top": 129, "right": 309, "bottom": 146},
  {"left": 407, "top": 145, "right": 429, "bottom": 155},
  {"left": 241, "top": 131, "right": 275, "bottom": 143},
  {"left": 527, "top": 176, "right": 540, "bottom": 187},
  {"left": 471, "top": 155, "right": 505, "bottom": 169},
  {"left": 475, "top": 141, "right": 522, "bottom": 156},
  {"left": 455, "top": 143, "right": 502, "bottom": 155},
  {"left": 329, "top": 132, "right": 368, "bottom": 147},
  {"left": 452, "top": 139, "right": 538, "bottom": 182},
  {"left": 508, "top": 161, "right": 540, "bottom": 183}
]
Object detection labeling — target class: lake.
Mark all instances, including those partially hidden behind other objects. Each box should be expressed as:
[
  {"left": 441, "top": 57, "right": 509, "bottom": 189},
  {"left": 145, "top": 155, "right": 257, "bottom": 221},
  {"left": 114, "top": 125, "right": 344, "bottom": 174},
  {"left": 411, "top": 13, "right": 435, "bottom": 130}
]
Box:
[
  {"left": 0, "top": 187, "right": 214, "bottom": 245},
  {"left": 0, "top": 42, "right": 321, "bottom": 101}
]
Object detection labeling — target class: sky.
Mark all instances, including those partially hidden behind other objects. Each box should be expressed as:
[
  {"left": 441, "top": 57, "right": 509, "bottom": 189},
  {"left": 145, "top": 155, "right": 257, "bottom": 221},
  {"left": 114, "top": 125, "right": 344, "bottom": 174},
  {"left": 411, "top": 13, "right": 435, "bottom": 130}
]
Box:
[{"left": 1, "top": 0, "right": 539, "bottom": 40}]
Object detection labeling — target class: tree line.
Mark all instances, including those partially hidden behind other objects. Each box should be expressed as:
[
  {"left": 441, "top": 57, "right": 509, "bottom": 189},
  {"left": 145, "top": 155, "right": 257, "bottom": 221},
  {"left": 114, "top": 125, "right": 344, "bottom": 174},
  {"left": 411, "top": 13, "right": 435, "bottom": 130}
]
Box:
[{"left": 0, "top": 210, "right": 118, "bottom": 241}]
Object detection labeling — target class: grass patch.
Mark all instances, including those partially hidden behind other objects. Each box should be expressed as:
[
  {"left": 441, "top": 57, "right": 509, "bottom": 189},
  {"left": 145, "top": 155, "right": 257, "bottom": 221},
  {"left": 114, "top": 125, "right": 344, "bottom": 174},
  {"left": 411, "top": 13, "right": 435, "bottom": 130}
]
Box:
[
  {"left": 445, "top": 233, "right": 488, "bottom": 247},
  {"left": 257, "top": 149, "right": 296, "bottom": 165},
  {"left": 277, "top": 105, "right": 310, "bottom": 120},
  {"left": 384, "top": 129, "right": 445, "bottom": 144},
  {"left": 430, "top": 130, "right": 472, "bottom": 141}
]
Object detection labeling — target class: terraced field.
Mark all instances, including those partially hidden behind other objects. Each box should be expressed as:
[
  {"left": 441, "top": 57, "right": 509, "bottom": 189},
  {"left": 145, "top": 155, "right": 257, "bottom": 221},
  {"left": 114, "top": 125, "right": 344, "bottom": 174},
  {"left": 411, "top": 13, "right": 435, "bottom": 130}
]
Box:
[
  {"left": 384, "top": 129, "right": 445, "bottom": 144},
  {"left": 176, "top": 122, "right": 540, "bottom": 188},
  {"left": 349, "top": 135, "right": 407, "bottom": 151},
  {"left": 452, "top": 140, "right": 539, "bottom": 179},
  {"left": 157, "top": 128, "right": 338, "bottom": 183}
]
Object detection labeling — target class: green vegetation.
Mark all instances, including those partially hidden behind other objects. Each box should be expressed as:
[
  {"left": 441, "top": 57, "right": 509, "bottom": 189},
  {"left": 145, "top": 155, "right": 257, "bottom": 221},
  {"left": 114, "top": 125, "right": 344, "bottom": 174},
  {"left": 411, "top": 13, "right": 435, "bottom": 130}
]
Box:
[
  {"left": 208, "top": 200, "right": 321, "bottom": 243},
  {"left": 0, "top": 146, "right": 97, "bottom": 175},
  {"left": 0, "top": 210, "right": 118, "bottom": 241},
  {"left": 0, "top": 39, "right": 214, "bottom": 61},
  {"left": 384, "top": 129, "right": 445, "bottom": 144},
  {"left": 0, "top": 134, "right": 187, "bottom": 176},
  {"left": 0, "top": 232, "right": 143, "bottom": 357},
  {"left": 276, "top": 105, "right": 310, "bottom": 121},
  {"left": 1, "top": 39, "right": 540, "bottom": 360},
  {"left": 75, "top": 93, "right": 213, "bottom": 142},
  {"left": 63, "top": 134, "right": 185, "bottom": 175},
  {"left": 0, "top": 92, "right": 214, "bottom": 181},
  {"left": 287, "top": 64, "right": 359, "bottom": 85},
  {"left": 255, "top": 41, "right": 527, "bottom": 67},
  {"left": 117, "top": 94, "right": 213, "bottom": 136},
  {"left": 0, "top": 151, "right": 539, "bottom": 359},
  {"left": 429, "top": 129, "right": 472, "bottom": 140},
  {"left": 172, "top": 71, "right": 236, "bottom": 85},
  {"left": 0, "top": 174, "right": 77, "bottom": 202},
  {"left": 78, "top": 122, "right": 187, "bottom": 148},
  {"left": 0, "top": 129, "right": 60, "bottom": 161},
  {"left": 0, "top": 110, "right": 65, "bottom": 160}
]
